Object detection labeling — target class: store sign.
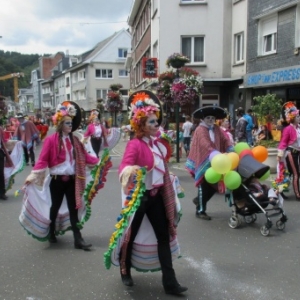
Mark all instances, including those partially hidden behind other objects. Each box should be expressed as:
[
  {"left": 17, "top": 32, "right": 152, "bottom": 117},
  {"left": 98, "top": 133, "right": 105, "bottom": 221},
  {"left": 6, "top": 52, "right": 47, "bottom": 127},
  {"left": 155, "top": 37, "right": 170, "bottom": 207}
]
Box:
[
  {"left": 244, "top": 65, "right": 300, "bottom": 87},
  {"left": 142, "top": 57, "right": 158, "bottom": 78}
]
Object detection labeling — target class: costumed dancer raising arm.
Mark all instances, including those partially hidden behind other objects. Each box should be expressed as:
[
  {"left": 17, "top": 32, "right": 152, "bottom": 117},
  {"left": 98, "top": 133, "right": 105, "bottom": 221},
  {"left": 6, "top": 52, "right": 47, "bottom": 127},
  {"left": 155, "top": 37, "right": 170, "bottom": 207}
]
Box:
[
  {"left": 83, "top": 109, "right": 108, "bottom": 158},
  {"left": 186, "top": 106, "right": 234, "bottom": 220},
  {"left": 19, "top": 101, "right": 112, "bottom": 250},
  {"left": 277, "top": 101, "right": 300, "bottom": 200},
  {"left": 104, "top": 90, "right": 187, "bottom": 295}
]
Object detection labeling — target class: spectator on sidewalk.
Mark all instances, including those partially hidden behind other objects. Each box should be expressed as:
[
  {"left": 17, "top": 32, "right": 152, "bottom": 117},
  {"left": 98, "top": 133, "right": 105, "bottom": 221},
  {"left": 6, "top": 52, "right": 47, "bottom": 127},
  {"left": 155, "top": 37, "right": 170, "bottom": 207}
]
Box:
[{"left": 182, "top": 115, "right": 193, "bottom": 156}]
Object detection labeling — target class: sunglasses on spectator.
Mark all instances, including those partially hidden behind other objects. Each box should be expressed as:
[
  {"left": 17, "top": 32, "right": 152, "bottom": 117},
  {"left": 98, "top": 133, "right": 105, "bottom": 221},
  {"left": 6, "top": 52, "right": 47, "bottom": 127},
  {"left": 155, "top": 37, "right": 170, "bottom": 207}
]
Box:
[{"left": 64, "top": 122, "right": 73, "bottom": 126}]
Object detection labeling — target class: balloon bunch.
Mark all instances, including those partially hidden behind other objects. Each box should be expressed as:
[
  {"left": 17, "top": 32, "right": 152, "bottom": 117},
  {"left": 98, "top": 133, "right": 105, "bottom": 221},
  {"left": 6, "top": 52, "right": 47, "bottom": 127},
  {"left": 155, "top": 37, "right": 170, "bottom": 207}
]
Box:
[{"left": 204, "top": 142, "right": 269, "bottom": 190}]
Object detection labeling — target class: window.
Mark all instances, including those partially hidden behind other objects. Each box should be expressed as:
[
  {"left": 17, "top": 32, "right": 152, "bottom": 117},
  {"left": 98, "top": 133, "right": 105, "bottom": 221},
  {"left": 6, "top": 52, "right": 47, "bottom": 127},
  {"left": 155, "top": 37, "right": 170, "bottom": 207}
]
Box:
[
  {"left": 182, "top": 36, "right": 204, "bottom": 63},
  {"left": 118, "top": 48, "right": 128, "bottom": 58},
  {"left": 66, "top": 77, "right": 70, "bottom": 87},
  {"left": 258, "top": 15, "right": 277, "bottom": 55},
  {"left": 72, "top": 73, "right": 78, "bottom": 84},
  {"left": 79, "top": 90, "right": 85, "bottom": 100},
  {"left": 264, "top": 33, "right": 277, "bottom": 53},
  {"left": 119, "top": 69, "right": 128, "bottom": 77},
  {"left": 95, "top": 69, "right": 113, "bottom": 78},
  {"left": 96, "top": 89, "right": 109, "bottom": 100},
  {"left": 78, "top": 70, "right": 85, "bottom": 81},
  {"left": 234, "top": 32, "right": 244, "bottom": 63}
]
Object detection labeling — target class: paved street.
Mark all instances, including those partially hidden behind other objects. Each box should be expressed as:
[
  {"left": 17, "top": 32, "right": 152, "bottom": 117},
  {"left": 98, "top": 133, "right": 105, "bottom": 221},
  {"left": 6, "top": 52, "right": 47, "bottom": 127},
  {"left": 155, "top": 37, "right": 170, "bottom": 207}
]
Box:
[{"left": 0, "top": 135, "right": 299, "bottom": 300}]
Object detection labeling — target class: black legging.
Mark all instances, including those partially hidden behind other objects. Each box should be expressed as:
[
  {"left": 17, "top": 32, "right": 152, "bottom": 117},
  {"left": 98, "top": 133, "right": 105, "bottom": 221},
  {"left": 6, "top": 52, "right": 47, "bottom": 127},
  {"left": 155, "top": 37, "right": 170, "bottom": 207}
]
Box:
[
  {"left": 196, "top": 178, "right": 216, "bottom": 213},
  {"left": 285, "top": 151, "right": 300, "bottom": 198},
  {"left": 90, "top": 137, "right": 102, "bottom": 158},
  {"left": 120, "top": 190, "right": 175, "bottom": 281},
  {"left": 49, "top": 177, "right": 79, "bottom": 232},
  {"left": 23, "top": 143, "right": 35, "bottom": 164},
  {"left": 0, "top": 151, "right": 5, "bottom": 195}
]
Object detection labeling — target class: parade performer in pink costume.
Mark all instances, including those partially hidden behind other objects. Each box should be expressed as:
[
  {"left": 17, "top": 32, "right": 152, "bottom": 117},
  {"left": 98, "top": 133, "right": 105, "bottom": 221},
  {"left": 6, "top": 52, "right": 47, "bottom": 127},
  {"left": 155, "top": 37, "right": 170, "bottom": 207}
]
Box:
[
  {"left": 13, "top": 113, "right": 40, "bottom": 166},
  {"left": 19, "top": 101, "right": 112, "bottom": 250},
  {"left": 83, "top": 109, "right": 108, "bottom": 158},
  {"left": 104, "top": 90, "right": 187, "bottom": 295},
  {"left": 277, "top": 101, "right": 300, "bottom": 200}
]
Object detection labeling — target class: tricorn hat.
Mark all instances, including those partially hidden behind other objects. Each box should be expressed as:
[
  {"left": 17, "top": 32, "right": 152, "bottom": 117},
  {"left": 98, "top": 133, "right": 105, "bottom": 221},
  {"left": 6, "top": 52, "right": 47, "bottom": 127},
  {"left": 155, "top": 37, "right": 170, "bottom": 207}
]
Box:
[
  {"left": 193, "top": 106, "right": 227, "bottom": 120},
  {"left": 15, "top": 112, "right": 25, "bottom": 118},
  {"left": 52, "top": 101, "right": 81, "bottom": 132}
]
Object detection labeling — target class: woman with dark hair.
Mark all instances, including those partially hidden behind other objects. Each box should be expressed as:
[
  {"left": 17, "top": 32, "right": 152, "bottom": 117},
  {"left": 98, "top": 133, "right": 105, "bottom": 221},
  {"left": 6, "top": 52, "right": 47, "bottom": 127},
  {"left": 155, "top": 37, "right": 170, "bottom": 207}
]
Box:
[
  {"left": 20, "top": 101, "right": 111, "bottom": 249},
  {"left": 104, "top": 91, "right": 187, "bottom": 295},
  {"left": 84, "top": 110, "right": 108, "bottom": 158}
]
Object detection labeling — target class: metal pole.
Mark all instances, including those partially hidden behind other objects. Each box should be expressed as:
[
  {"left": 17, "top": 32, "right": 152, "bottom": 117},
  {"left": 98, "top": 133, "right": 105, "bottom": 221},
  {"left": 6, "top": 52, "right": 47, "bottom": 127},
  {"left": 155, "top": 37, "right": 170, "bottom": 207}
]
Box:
[
  {"left": 176, "top": 102, "right": 180, "bottom": 163},
  {"left": 175, "top": 68, "right": 180, "bottom": 163}
]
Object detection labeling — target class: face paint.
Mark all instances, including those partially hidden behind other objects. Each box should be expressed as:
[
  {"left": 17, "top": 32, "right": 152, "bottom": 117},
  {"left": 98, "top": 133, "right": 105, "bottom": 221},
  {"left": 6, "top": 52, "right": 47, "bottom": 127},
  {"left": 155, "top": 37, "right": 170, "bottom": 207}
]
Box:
[
  {"left": 144, "top": 113, "right": 159, "bottom": 137},
  {"left": 203, "top": 115, "right": 215, "bottom": 126},
  {"left": 62, "top": 117, "right": 73, "bottom": 135}
]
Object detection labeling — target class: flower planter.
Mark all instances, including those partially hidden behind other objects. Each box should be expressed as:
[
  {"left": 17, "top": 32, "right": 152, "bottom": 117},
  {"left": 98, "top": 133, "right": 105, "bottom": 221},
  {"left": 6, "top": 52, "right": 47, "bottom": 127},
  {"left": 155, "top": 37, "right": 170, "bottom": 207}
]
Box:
[
  {"left": 170, "top": 59, "right": 186, "bottom": 69},
  {"left": 263, "top": 148, "right": 277, "bottom": 174}
]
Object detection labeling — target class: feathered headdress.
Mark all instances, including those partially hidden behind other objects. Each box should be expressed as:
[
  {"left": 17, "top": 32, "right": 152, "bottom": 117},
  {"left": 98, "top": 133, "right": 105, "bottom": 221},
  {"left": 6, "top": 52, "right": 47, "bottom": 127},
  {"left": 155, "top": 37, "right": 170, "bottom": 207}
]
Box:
[
  {"left": 127, "top": 90, "right": 162, "bottom": 132},
  {"left": 52, "top": 101, "right": 81, "bottom": 131},
  {"left": 282, "top": 101, "right": 299, "bottom": 123}
]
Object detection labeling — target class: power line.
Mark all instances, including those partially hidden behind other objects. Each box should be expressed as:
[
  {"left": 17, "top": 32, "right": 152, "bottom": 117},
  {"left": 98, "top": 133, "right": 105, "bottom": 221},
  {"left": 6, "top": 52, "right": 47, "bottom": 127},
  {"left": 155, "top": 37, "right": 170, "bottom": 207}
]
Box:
[{"left": 0, "top": 19, "right": 127, "bottom": 25}]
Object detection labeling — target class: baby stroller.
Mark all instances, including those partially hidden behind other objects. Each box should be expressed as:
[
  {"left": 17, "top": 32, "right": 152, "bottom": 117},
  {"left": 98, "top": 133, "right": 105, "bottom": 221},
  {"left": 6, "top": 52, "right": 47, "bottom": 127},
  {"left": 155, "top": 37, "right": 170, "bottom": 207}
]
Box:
[{"left": 225, "top": 155, "right": 288, "bottom": 236}]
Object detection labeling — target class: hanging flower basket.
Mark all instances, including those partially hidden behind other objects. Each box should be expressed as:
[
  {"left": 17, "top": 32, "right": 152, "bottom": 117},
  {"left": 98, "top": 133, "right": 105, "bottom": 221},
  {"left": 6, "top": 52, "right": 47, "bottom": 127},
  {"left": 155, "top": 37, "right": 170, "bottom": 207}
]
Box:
[
  {"left": 171, "top": 75, "right": 203, "bottom": 106},
  {"left": 105, "top": 91, "right": 123, "bottom": 112},
  {"left": 158, "top": 71, "right": 176, "bottom": 83},
  {"left": 109, "top": 83, "right": 123, "bottom": 91},
  {"left": 166, "top": 53, "right": 190, "bottom": 68}
]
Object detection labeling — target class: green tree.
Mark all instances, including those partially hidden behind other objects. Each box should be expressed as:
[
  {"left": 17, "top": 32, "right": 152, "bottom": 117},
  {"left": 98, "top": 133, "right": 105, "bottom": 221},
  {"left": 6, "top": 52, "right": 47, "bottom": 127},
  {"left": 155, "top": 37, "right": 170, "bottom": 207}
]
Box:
[{"left": 252, "top": 94, "right": 282, "bottom": 124}]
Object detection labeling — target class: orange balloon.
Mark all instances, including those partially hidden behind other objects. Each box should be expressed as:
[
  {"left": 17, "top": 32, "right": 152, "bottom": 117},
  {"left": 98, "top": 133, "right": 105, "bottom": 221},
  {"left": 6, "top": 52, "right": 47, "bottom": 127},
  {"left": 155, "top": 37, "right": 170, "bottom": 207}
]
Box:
[
  {"left": 227, "top": 152, "right": 240, "bottom": 170},
  {"left": 252, "top": 145, "right": 268, "bottom": 162}
]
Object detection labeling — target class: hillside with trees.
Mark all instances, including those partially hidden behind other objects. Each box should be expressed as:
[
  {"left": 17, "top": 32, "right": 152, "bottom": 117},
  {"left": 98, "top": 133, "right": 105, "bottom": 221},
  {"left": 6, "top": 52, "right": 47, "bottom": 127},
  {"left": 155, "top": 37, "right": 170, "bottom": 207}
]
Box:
[{"left": 0, "top": 51, "right": 40, "bottom": 99}]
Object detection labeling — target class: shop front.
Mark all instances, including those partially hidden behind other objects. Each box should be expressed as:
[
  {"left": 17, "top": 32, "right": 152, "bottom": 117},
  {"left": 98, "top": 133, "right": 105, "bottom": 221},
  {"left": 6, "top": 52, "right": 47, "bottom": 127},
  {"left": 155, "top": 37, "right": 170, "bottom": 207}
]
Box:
[{"left": 244, "top": 65, "right": 300, "bottom": 107}]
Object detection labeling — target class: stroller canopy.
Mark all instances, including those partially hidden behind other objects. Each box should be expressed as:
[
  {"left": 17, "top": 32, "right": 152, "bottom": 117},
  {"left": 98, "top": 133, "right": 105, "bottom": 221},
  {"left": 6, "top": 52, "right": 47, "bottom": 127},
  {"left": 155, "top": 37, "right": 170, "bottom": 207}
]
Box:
[{"left": 237, "top": 155, "right": 270, "bottom": 181}]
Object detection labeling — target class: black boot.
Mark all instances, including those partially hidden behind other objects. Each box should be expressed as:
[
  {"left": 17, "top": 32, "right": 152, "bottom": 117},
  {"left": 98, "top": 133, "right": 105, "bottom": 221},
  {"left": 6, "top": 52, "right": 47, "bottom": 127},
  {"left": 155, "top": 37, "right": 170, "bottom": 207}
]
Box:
[
  {"left": 48, "top": 224, "right": 57, "bottom": 243},
  {"left": 163, "top": 277, "right": 188, "bottom": 295},
  {"left": 121, "top": 272, "right": 134, "bottom": 287},
  {"left": 73, "top": 230, "right": 92, "bottom": 250},
  {"left": 120, "top": 265, "right": 133, "bottom": 286}
]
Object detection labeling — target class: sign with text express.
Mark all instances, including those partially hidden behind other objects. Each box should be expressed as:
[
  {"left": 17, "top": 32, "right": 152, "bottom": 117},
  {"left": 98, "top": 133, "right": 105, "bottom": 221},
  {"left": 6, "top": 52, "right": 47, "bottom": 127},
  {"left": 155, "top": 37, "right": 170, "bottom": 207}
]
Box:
[{"left": 244, "top": 65, "right": 300, "bottom": 87}]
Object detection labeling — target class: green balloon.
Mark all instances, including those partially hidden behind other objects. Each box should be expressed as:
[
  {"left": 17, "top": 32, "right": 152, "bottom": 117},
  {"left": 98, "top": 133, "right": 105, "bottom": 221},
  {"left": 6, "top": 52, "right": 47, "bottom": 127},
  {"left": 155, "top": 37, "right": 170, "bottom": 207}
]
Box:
[
  {"left": 205, "top": 167, "right": 222, "bottom": 184},
  {"left": 224, "top": 170, "right": 242, "bottom": 190},
  {"left": 260, "top": 170, "right": 270, "bottom": 181},
  {"left": 234, "top": 142, "right": 250, "bottom": 155}
]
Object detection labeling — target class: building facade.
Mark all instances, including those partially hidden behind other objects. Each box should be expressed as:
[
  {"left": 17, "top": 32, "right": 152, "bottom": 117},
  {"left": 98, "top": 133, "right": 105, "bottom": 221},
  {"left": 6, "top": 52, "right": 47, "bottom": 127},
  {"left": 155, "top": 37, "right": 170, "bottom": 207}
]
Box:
[
  {"left": 126, "top": 0, "right": 249, "bottom": 122},
  {"left": 245, "top": 0, "right": 300, "bottom": 111}
]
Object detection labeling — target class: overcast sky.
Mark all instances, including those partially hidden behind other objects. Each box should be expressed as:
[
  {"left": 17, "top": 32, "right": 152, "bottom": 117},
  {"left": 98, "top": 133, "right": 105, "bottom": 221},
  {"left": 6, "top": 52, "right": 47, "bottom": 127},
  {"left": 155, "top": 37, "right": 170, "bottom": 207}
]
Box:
[{"left": 0, "top": 0, "right": 133, "bottom": 55}]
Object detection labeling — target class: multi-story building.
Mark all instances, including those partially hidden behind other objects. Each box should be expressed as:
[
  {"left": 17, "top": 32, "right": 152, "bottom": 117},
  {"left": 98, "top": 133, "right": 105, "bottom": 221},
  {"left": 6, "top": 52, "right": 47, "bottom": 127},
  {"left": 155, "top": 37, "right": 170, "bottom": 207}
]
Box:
[
  {"left": 126, "top": 0, "right": 249, "bottom": 121},
  {"left": 68, "top": 29, "right": 131, "bottom": 113},
  {"left": 31, "top": 52, "right": 65, "bottom": 113},
  {"left": 18, "top": 88, "right": 34, "bottom": 114},
  {"left": 244, "top": 1, "right": 300, "bottom": 109}
]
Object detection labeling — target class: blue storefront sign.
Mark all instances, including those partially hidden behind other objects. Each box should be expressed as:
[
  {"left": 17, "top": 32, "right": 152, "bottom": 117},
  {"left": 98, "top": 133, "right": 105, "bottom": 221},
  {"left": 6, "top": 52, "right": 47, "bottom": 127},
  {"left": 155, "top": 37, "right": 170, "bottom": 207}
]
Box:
[{"left": 244, "top": 65, "right": 300, "bottom": 88}]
